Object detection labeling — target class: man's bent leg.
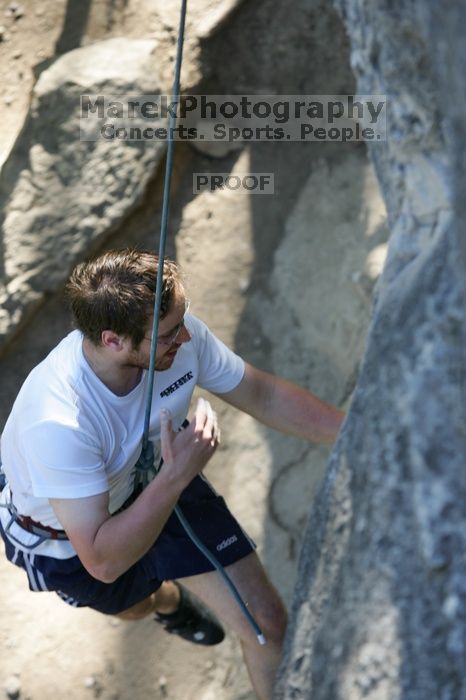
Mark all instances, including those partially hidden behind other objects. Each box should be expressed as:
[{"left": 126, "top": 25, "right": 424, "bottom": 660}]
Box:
[
  {"left": 178, "top": 552, "right": 287, "bottom": 700},
  {"left": 114, "top": 581, "right": 180, "bottom": 620}
]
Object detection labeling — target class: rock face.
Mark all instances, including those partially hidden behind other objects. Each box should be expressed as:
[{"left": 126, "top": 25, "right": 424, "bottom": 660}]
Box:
[
  {"left": 275, "top": 1, "right": 466, "bottom": 699},
  {"left": 0, "top": 38, "right": 165, "bottom": 352}
]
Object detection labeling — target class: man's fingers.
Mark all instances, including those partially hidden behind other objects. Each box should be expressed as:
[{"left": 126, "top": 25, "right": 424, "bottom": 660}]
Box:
[
  {"left": 193, "top": 398, "right": 219, "bottom": 447},
  {"left": 212, "top": 411, "right": 220, "bottom": 446},
  {"left": 163, "top": 400, "right": 220, "bottom": 477},
  {"left": 160, "top": 408, "right": 174, "bottom": 442},
  {"left": 203, "top": 400, "right": 215, "bottom": 438},
  {"left": 193, "top": 397, "right": 208, "bottom": 433},
  {"left": 205, "top": 402, "right": 220, "bottom": 447}
]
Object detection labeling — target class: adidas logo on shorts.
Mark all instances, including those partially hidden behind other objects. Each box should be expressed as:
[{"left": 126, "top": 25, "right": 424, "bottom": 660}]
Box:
[{"left": 216, "top": 535, "right": 238, "bottom": 552}]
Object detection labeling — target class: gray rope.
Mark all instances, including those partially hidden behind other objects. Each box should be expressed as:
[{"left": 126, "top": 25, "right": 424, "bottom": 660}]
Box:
[
  {"left": 136, "top": 0, "right": 189, "bottom": 487},
  {"left": 133, "top": 0, "right": 265, "bottom": 645},
  {"left": 175, "top": 504, "right": 266, "bottom": 644},
  {"left": 135, "top": 0, "right": 188, "bottom": 487}
]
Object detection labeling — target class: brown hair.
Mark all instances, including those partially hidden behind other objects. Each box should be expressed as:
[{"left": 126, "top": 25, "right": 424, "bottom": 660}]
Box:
[{"left": 66, "top": 248, "right": 183, "bottom": 347}]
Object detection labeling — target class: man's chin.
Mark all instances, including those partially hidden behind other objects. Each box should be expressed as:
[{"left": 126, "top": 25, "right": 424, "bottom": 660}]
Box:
[
  {"left": 155, "top": 353, "right": 177, "bottom": 371},
  {"left": 154, "top": 363, "right": 170, "bottom": 371}
]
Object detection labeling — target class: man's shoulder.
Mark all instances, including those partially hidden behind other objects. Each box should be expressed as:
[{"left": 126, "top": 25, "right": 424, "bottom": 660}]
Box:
[
  {"left": 184, "top": 313, "right": 205, "bottom": 335},
  {"left": 13, "top": 331, "right": 85, "bottom": 413},
  {"left": 183, "top": 314, "right": 245, "bottom": 394},
  {"left": 35, "top": 330, "right": 82, "bottom": 379},
  {"left": 184, "top": 313, "right": 218, "bottom": 347}
]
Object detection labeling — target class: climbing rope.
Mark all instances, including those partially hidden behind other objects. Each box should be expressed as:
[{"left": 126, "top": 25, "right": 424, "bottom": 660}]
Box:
[
  {"left": 134, "top": 0, "right": 188, "bottom": 488},
  {"left": 133, "top": 0, "right": 265, "bottom": 645}
]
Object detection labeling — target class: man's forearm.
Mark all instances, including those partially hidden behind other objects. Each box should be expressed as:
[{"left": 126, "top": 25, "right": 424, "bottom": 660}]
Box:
[
  {"left": 259, "top": 374, "right": 345, "bottom": 443},
  {"left": 90, "top": 469, "right": 183, "bottom": 582},
  {"left": 220, "top": 363, "right": 345, "bottom": 444}
]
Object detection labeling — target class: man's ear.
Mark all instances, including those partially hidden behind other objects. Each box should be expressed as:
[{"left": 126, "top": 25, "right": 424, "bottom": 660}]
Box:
[{"left": 101, "top": 330, "right": 124, "bottom": 350}]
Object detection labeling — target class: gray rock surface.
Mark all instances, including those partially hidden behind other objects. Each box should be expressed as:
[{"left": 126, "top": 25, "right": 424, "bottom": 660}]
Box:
[
  {"left": 276, "top": 2, "right": 466, "bottom": 699},
  {"left": 0, "top": 37, "right": 165, "bottom": 352}
]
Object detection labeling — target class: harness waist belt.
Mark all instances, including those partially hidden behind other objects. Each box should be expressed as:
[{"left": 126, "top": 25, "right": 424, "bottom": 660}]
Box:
[
  {"left": 15, "top": 514, "right": 68, "bottom": 541},
  {"left": 9, "top": 483, "right": 144, "bottom": 543}
]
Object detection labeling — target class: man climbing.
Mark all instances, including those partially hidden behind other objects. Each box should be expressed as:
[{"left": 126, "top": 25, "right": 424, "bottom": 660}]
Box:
[{"left": 0, "top": 248, "right": 344, "bottom": 700}]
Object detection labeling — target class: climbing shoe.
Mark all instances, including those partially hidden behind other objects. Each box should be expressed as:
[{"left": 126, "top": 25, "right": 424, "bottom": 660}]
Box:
[{"left": 154, "top": 583, "right": 225, "bottom": 646}]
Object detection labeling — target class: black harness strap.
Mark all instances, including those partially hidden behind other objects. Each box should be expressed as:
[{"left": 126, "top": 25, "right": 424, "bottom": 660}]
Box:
[{"left": 14, "top": 514, "right": 68, "bottom": 541}]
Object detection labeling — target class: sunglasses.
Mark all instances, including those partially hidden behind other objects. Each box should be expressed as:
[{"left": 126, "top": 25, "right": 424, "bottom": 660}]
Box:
[{"left": 145, "top": 300, "right": 191, "bottom": 346}]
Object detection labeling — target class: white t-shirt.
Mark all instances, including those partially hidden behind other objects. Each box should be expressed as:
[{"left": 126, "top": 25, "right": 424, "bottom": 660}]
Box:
[{"left": 0, "top": 314, "right": 244, "bottom": 557}]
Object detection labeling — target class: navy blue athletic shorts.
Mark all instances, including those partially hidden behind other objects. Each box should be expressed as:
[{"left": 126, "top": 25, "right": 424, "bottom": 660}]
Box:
[{"left": 0, "top": 475, "right": 255, "bottom": 615}]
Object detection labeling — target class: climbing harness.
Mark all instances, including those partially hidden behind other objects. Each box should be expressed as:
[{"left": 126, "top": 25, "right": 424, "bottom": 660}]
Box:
[
  {"left": 0, "top": 461, "right": 68, "bottom": 549},
  {"left": 133, "top": 0, "right": 266, "bottom": 646}
]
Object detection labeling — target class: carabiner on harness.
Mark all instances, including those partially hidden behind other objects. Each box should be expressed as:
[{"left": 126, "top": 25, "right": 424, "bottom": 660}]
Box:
[{"left": 0, "top": 487, "right": 49, "bottom": 550}]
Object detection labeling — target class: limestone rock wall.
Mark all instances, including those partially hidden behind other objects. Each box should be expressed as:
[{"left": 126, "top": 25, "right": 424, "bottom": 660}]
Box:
[{"left": 276, "top": 2, "right": 466, "bottom": 699}]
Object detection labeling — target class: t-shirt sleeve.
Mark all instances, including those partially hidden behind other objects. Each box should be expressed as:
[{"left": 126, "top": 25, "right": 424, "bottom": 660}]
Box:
[
  {"left": 21, "top": 421, "right": 109, "bottom": 499},
  {"left": 187, "top": 315, "right": 245, "bottom": 393}
]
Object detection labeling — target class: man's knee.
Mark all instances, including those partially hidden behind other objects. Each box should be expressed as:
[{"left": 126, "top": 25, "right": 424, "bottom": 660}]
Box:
[
  {"left": 113, "top": 593, "right": 156, "bottom": 621},
  {"left": 249, "top": 593, "right": 288, "bottom": 645}
]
